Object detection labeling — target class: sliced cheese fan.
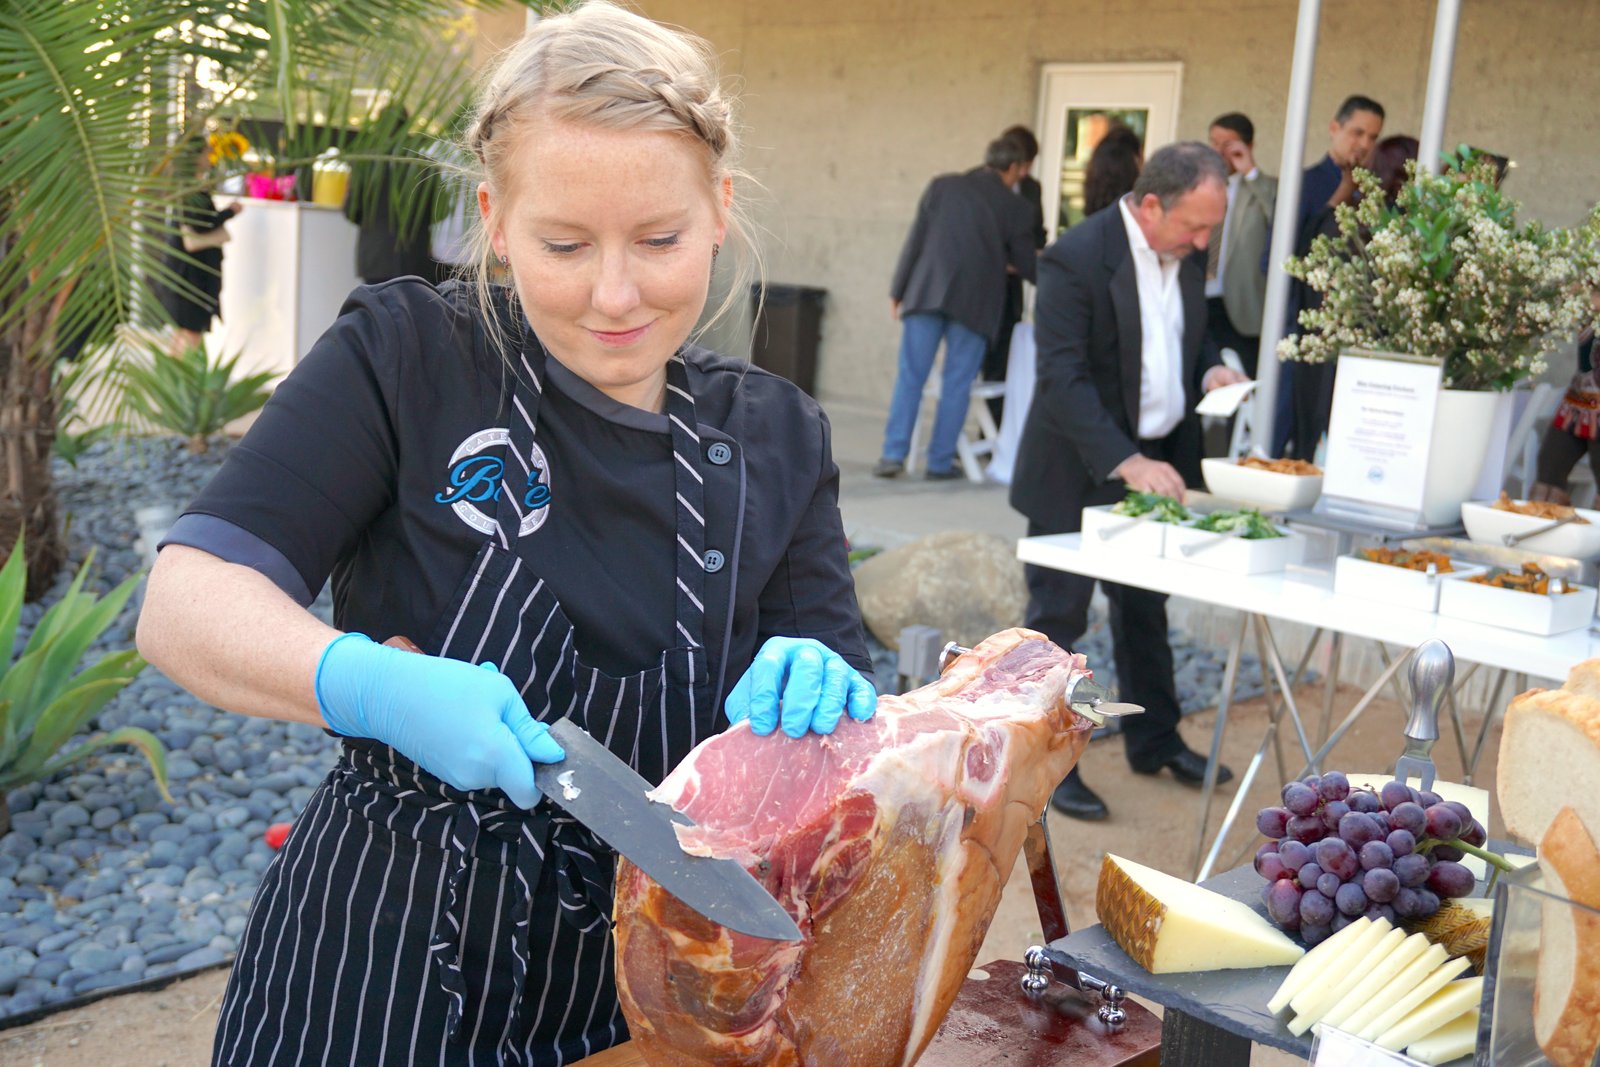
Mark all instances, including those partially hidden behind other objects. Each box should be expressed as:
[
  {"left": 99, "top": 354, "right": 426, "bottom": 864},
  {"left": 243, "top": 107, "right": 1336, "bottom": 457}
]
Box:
[{"left": 1095, "top": 853, "right": 1304, "bottom": 973}]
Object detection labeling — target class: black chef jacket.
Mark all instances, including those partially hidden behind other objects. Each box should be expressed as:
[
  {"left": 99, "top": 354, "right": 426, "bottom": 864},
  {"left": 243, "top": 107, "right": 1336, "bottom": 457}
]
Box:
[{"left": 163, "top": 278, "right": 871, "bottom": 704}]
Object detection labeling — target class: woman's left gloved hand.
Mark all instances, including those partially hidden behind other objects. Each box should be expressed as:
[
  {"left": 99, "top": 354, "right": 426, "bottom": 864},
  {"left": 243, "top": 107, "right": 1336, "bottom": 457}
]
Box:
[{"left": 724, "top": 636, "right": 877, "bottom": 738}]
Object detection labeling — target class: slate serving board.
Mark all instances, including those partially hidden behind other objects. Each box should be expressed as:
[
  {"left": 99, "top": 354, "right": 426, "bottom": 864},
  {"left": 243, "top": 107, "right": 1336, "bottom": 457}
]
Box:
[{"left": 1047, "top": 861, "right": 1489, "bottom": 1066}]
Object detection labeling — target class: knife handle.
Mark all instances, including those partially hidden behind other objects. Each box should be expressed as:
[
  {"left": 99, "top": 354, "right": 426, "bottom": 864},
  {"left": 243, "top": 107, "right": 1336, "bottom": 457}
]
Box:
[
  {"left": 1404, "top": 640, "right": 1452, "bottom": 748},
  {"left": 384, "top": 635, "right": 425, "bottom": 654}
]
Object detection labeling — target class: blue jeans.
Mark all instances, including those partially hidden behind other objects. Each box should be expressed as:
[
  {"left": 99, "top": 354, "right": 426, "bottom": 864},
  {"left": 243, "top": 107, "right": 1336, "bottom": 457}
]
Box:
[{"left": 880, "top": 312, "right": 988, "bottom": 473}]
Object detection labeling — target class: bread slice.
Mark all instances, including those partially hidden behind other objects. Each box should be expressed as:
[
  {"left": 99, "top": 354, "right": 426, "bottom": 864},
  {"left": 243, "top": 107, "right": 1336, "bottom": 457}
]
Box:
[
  {"left": 1536, "top": 806, "right": 1600, "bottom": 1067},
  {"left": 1499, "top": 660, "right": 1600, "bottom": 846}
]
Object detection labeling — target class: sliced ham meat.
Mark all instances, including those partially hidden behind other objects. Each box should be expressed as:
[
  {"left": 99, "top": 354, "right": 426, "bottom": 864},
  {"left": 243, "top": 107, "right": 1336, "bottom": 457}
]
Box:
[{"left": 613, "top": 628, "right": 1095, "bottom": 1066}]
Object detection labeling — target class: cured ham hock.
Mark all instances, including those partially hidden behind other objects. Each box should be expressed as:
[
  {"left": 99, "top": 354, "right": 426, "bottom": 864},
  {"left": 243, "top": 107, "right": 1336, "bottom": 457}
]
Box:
[{"left": 614, "top": 628, "right": 1096, "bottom": 1066}]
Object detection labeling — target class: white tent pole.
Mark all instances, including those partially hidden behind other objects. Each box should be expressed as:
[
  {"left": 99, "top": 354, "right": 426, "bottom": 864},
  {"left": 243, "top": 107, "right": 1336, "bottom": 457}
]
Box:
[
  {"left": 1417, "top": 0, "right": 1462, "bottom": 175},
  {"left": 1252, "top": 0, "right": 1322, "bottom": 456}
]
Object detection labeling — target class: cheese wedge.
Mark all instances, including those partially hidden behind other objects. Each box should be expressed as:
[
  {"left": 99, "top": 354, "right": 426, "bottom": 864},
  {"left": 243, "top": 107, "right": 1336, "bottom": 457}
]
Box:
[
  {"left": 1374, "top": 976, "right": 1485, "bottom": 1051},
  {"left": 1408, "top": 897, "right": 1494, "bottom": 974},
  {"left": 1406, "top": 1008, "right": 1480, "bottom": 1065},
  {"left": 1094, "top": 854, "right": 1304, "bottom": 973},
  {"left": 1356, "top": 955, "right": 1473, "bottom": 1042},
  {"left": 1340, "top": 941, "right": 1448, "bottom": 1036},
  {"left": 1289, "top": 926, "right": 1406, "bottom": 1035},
  {"left": 1321, "top": 931, "right": 1430, "bottom": 1029},
  {"left": 1267, "top": 916, "right": 1372, "bottom": 1014}
]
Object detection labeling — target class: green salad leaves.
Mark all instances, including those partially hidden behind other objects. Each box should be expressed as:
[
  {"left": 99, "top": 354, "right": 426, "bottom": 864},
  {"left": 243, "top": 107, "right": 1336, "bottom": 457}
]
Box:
[
  {"left": 1191, "top": 508, "right": 1284, "bottom": 539},
  {"left": 1111, "top": 491, "right": 1191, "bottom": 524}
]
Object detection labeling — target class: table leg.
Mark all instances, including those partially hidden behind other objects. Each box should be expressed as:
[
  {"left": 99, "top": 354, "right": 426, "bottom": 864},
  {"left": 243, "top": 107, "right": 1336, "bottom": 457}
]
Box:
[
  {"left": 1161, "top": 1010, "right": 1252, "bottom": 1066},
  {"left": 1192, "top": 613, "right": 1250, "bottom": 880},
  {"left": 1468, "top": 669, "right": 1510, "bottom": 782},
  {"left": 1288, "top": 627, "right": 1324, "bottom": 691},
  {"left": 1374, "top": 643, "right": 1413, "bottom": 710},
  {"left": 1259, "top": 622, "right": 1319, "bottom": 771},
  {"left": 1197, "top": 712, "right": 1276, "bottom": 881},
  {"left": 1319, "top": 632, "right": 1343, "bottom": 748},
  {"left": 1442, "top": 661, "right": 1478, "bottom": 777},
  {"left": 1299, "top": 651, "right": 1412, "bottom": 776},
  {"left": 1249, "top": 620, "right": 1288, "bottom": 786}
]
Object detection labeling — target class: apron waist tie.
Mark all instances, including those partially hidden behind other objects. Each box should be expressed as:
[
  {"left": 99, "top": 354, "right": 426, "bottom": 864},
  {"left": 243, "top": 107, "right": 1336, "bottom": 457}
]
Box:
[{"left": 429, "top": 802, "right": 615, "bottom": 1045}]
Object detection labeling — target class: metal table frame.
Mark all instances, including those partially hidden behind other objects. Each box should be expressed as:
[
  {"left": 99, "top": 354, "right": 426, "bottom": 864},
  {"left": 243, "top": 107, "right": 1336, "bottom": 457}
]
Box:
[{"left": 1016, "top": 533, "right": 1596, "bottom": 880}]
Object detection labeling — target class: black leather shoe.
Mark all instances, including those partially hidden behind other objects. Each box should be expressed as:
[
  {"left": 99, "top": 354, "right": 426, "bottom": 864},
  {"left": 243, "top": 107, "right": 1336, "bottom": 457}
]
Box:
[
  {"left": 872, "top": 458, "right": 905, "bottom": 478},
  {"left": 1133, "top": 748, "right": 1235, "bottom": 787},
  {"left": 1050, "top": 770, "right": 1110, "bottom": 821},
  {"left": 924, "top": 467, "right": 964, "bottom": 481}
]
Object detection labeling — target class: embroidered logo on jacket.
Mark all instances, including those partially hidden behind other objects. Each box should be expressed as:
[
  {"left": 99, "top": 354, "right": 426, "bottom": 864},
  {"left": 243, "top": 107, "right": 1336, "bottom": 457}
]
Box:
[{"left": 435, "top": 428, "right": 552, "bottom": 537}]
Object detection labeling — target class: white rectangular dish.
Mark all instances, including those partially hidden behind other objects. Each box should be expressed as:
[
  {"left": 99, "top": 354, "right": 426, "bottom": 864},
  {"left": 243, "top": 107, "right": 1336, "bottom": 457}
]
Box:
[
  {"left": 1200, "top": 457, "right": 1323, "bottom": 513},
  {"left": 1080, "top": 505, "right": 1171, "bottom": 556},
  {"left": 1332, "top": 554, "right": 1486, "bottom": 613},
  {"left": 1436, "top": 576, "right": 1598, "bottom": 635},
  {"left": 1162, "top": 524, "right": 1304, "bottom": 574}
]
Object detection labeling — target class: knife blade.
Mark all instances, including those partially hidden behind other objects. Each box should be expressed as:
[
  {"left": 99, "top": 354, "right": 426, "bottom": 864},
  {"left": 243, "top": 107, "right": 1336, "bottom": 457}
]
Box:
[
  {"left": 380, "top": 636, "right": 800, "bottom": 941},
  {"left": 535, "top": 718, "right": 802, "bottom": 941}
]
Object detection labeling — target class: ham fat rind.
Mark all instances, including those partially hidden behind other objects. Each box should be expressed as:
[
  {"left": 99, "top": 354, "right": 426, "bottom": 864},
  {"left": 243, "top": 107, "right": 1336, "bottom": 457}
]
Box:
[{"left": 613, "top": 628, "right": 1095, "bottom": 1066}]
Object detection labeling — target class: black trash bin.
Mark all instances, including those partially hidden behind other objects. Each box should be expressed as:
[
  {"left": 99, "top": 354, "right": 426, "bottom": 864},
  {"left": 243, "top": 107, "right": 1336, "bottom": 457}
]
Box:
[{"left": 749, "top": 283, "right": 826, "bottom": 396}]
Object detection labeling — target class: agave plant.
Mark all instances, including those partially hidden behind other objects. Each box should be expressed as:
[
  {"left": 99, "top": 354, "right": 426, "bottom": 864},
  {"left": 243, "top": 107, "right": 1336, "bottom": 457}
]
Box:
[
  {"left": 0, "top": 537, "right": 167, "bottom": 836},
  {"left": 122, "top": 342, "right": 277, "bottom": 454}
]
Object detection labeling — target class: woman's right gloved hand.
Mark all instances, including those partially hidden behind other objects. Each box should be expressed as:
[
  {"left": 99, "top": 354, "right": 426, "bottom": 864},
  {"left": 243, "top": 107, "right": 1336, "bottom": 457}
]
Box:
[{"left": 315, "top": 633, "right": 564, "bottom": 808}]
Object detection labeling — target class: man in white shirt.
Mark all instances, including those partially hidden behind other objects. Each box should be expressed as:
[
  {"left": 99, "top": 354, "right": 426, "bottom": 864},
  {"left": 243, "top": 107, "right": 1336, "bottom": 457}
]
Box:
[
  {"left": 1205, "top": 113, "right": 1278, "bottom": 378},
  {"left": 1010, "top": 143, "right": 1249, "bottom": 820}
]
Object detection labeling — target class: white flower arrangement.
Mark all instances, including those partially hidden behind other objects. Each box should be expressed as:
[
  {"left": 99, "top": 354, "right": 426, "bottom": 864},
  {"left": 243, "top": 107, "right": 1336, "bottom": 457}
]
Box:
[{"left": 1279, "top": 150, "right": 1600, "bottom": 391}]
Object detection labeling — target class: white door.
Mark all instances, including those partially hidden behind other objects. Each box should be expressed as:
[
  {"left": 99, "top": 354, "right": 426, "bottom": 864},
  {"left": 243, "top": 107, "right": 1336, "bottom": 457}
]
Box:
[{"left": 1035, "top": 63, "right": 1184, "bottom": 239}]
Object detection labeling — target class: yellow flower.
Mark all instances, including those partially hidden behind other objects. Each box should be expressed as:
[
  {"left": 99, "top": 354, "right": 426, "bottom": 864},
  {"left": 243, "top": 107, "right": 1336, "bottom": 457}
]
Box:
[{"left": 207, "top": 131, "right": 249, "bottom": 166}]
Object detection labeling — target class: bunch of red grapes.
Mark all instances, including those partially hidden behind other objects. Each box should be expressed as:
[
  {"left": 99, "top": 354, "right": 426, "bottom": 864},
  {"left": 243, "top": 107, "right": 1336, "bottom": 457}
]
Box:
[{"left": 1253, "top": 771, "right": 1486, "bottom": 945}]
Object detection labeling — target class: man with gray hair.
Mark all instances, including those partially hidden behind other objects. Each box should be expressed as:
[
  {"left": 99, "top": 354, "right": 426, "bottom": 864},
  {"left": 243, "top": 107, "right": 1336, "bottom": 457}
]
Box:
[
  {"left": 875, "top": 135, "right": 1039, "bottom": 479},
  {"left": 1011, "top": 141, "right": 1249, "bottom": 821}
]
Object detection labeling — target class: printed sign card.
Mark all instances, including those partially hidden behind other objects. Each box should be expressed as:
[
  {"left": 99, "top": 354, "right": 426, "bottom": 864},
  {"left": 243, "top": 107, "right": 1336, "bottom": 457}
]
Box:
[{"left": 1315, "top": 351, "right": 1445, "bottom": 529}]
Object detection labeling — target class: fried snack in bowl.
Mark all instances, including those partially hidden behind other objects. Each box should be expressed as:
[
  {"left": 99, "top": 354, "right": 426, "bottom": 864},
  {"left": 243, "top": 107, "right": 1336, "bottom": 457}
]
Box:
[
  {"left": 1461, "top": 500, "right": 1600, "bottom": 560},
  {"left": 1357, "top": 548, "right": 1456, "bottom": 573},
  {"left": 1239, "top": 456, "right": 1322, "bottom": 476}
]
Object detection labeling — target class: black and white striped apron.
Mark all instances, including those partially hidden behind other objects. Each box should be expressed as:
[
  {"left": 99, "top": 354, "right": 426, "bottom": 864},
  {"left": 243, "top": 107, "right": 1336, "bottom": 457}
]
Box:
[{"left": 213, "top": 346, "right": 720, "bottom": 1066}]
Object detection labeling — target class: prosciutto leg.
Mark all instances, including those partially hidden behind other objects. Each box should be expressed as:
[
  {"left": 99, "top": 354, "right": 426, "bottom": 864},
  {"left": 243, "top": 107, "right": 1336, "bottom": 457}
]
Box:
[{"left": 614, "top": 628, "right": 1096, "bottom": 1066}]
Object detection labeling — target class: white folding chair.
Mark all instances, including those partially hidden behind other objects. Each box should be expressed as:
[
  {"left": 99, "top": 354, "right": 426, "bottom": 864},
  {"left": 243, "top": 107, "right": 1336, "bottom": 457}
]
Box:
[{"left": 907, "top": 380, "right": 1008, "bottom": 482}]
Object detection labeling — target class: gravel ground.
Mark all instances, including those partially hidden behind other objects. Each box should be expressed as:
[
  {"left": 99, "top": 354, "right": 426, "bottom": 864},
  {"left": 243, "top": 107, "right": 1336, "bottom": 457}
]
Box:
[
  {"left": 0, "top": 438, "right": 1280, "bottom": 1024},
  {"left": 0, "top": 438, "right": 339, "bottom": 1021}
]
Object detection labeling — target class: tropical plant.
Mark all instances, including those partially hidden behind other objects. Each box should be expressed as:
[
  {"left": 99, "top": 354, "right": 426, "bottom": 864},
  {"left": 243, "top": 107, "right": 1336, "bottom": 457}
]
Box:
[
  {"left": 0, "top": 0, "right": 535, "bottom": 595},
  {"left": 1280, "top": 149, "right": 1600, "bottom": 391},
  {"left": 0, "top": 536, "right": 166, "bottom": 836},
  {"left": 122, "top": 342, "right": 276, "bottom": 453}
]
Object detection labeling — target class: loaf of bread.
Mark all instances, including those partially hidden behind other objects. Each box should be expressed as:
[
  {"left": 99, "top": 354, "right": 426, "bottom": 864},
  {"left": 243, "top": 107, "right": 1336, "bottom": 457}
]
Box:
[
  {"left": 1536, "top": 807, "right": 1600, "bottom": 1067},
  {"left": 1499, "top": 659, "right": 1600, "bottom": 846}
]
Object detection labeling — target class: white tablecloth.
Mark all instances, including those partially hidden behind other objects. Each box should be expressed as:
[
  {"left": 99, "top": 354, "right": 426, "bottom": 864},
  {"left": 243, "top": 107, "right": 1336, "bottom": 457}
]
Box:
[{"left": 984, "top": 322, "right": 1036, "bottom": 485}]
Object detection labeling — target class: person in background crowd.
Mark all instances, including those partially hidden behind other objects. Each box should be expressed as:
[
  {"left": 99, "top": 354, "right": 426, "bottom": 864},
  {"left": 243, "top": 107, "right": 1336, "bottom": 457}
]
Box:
[
  {"left": 1082, "top": 125, "right": 1144, "bottom": 218},
  {"left": 875, "top": 135, "right": 1039, "bottom": 480},
  {"left": 344, "top": 106, "right": 444, "bottom": 285},
  {"left": 982, "top": 125, "right": 1047, "bottom": 424},
  {"left": 1010, "top": 143, "right": 1248, "bottom": 821},
  {"left": 1286, "top": 132, "right": 1416, "bottom": 459},
  {"left": 137, "top": 5, "right": 875, "bottom": 1062},
  {"left": 1531, "top": 290, "right": 1600, "bottom": 506},
  {"left": 1274, "top": 94, "right": 1385, "bottom": 458},
  {"left": 154, "top": 138, "right": 243, "bottom": 356},
  {"left": 1204, "top": 112, "right": 1277, "bottom": 379}
]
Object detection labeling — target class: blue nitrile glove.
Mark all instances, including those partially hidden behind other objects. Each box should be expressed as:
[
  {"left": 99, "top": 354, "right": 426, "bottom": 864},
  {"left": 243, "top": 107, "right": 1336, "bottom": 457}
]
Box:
[
  {"left": 724, "top": 636, "right": 877, "bottom": 739},
  {"left": 315, "top": 633, "right": 564, "bottom": 808}
]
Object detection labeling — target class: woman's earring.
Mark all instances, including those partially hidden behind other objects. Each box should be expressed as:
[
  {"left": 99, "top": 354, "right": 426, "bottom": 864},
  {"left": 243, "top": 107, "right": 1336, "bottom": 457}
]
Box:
[
  {"left": 498, "top": 254, "right": 509, "bottom": 267},
  {"left": 712, "top": 243, "right": 720, "bottom": 261}
]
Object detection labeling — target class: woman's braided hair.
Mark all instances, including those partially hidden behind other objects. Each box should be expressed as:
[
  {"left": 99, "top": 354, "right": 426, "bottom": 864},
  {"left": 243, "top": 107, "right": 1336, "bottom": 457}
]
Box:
[{"left": 459, "top": 1, "right": 758, "bottom": 355}]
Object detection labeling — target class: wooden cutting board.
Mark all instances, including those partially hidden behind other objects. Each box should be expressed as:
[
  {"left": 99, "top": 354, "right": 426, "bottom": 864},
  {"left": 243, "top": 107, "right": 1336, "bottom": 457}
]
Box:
[{"left": 574, "top": 959, "right": 1160, "bottom": 1065}]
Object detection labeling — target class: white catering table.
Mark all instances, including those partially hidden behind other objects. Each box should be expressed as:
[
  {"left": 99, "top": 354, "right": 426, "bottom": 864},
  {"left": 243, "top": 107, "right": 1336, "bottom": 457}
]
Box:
[{"left": 1016, "top": 533, "right": 1600, "bottom": 878}]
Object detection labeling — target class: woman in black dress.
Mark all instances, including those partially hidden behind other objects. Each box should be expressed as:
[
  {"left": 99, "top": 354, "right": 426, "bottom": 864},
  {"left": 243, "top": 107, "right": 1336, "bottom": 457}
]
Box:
[
  {"left": 156, "top": 142, "right": 242, "bottom": 354},
  {"left": 135, "top": 4, "right": 875, "bottom": 1064}
]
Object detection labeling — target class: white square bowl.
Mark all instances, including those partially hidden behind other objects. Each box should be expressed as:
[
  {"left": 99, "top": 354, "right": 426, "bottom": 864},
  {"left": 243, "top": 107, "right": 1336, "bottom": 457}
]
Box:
[
  {"left": 1080, "top": 505, "right": 1170, "bottom": 555},
  {"left": 1437, "top": 576, "right": 1598, "bottom": 635},
  {"left": 1332, "top": 554, "right": 1487, "bottom": 613},
  {"left": 1162, "top": 523, "right": 1304, "bottom": 574},
  {"left": 1459, "top": 500, "right": 1600, "bottom": 560},
  {"left": 1200, "top": 458, "right": 1323, "bottom": 513}
]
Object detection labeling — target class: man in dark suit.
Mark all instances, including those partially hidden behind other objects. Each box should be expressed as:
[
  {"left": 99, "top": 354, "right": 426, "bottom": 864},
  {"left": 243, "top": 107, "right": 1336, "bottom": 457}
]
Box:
[
  {"left": 983, "top": 126, "right": 1048, "bottom": 423},
  {"left": 1272, "top": 94, "right": 1385, "bottom": 457},
  {"left": 1011, "top": 143, "right": 1248, "bottom": 821},
  {"left": 876, "top": 136, "right": 1039, "bottom": 480}
]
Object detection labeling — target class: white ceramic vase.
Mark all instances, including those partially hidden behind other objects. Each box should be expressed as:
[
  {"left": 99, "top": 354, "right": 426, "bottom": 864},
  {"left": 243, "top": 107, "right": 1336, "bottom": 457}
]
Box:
[{"left": 1420, "top": 388, "right": 1512, "bottom": 526}]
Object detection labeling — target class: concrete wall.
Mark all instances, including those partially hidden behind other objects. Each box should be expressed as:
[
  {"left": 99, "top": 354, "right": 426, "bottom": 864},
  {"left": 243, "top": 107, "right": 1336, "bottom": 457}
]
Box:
[{"left": 486, "top": 0, "right": 1600, "bottom": 412}]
